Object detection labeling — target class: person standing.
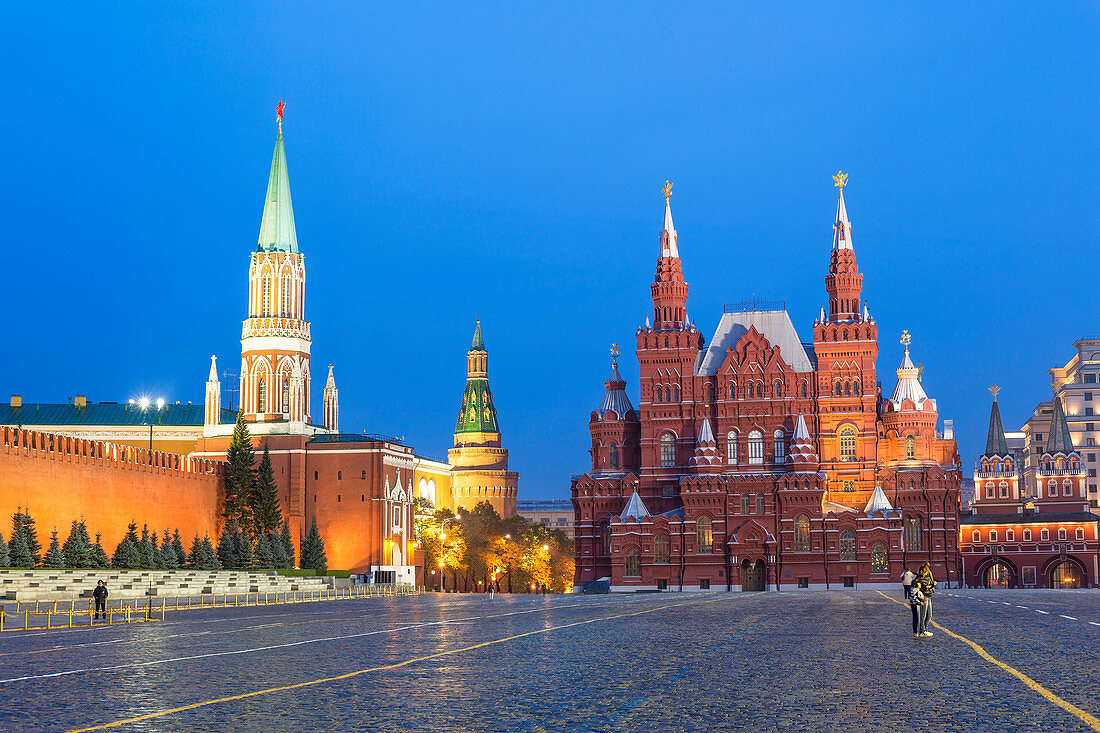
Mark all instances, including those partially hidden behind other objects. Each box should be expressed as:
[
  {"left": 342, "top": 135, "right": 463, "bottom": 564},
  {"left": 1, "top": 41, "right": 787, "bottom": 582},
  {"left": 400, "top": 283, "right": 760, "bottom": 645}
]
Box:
[
  {"left": 901, "top": 567, "right": 917, "bottom": 635},
  {"left": 92, "top": 580, "right": 108, "bottom": 621},
  {"left": 913, "top": 563, "right": 936, "bottom": 637}
]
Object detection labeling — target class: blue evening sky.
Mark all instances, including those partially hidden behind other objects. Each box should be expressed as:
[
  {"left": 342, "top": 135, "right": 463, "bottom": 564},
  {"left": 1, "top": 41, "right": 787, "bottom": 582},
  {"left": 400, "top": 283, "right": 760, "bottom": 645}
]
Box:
[{"left": 2, "top": 5, "right": 1097, "bottom": 498}]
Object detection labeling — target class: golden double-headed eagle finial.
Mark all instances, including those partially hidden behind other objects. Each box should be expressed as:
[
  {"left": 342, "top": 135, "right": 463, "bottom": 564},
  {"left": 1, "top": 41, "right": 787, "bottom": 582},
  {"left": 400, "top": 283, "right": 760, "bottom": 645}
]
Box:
[
  {"left": 611, "top": 344, "right": 620, "bottom": 364},
  {"left": 990, "top": 384, "right": 1001, "bottom": 399},
  {"left": 662, "top": 180, "right": 673, "bottom": 202},
  {"left": 900, "top": 330, "right": 911, "bottom": 348},
  {"left": 832, "top": 170, "right": 848, "bottom": 190}
]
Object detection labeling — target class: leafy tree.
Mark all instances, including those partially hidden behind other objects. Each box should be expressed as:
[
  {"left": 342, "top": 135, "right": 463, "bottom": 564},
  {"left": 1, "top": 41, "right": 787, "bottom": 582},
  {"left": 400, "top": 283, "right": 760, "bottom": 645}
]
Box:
[
  {"left": 279, "top": 520, "right": 295, "bottom": 568},
  {"left": 91, "top": 533, "right": 111, "bottom": 568},
  {"left": 0, "top": 532, "right": 9, "bottom": 567},
  {"left": 9, "top": 529, "right": 34, "bottom": 568},
  {"left": 252, "top": 444, "right": 283, "bottom": 537},
  {"left": 62, "top": 519, "right": 92, "bottom": 568},
  {"left": 112, "top": 534, "right": 142, "bottom": 569},
  {"left": 223, "top": 411, "right": 257, "bottom": 533},
  {"left": 170, "top": 529, "right": 187, "bottom": 568},
  {"left": 11, "top": 508, "right": 42, "bottom": 566},
  {"left": 44, "top": 529, "right": 66, "bottom": 568},
  {"left": 161, "top": 530, "right": 179, "bottom": 569},
  {"left": 300, "top": 517, "right": 327, "bottom": 574}
]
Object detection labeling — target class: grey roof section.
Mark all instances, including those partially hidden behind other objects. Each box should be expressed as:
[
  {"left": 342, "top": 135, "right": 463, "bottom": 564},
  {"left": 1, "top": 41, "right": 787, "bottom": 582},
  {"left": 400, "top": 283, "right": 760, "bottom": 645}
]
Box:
[
  {"left": 864, "top": 486, "right": 895, "bottom": 514},
  {"left": 696, "top": 310, "right": 816, "bottom": 376},
  {"left": 0, "top": 403, "right": 237, "bottom": 427},
  {"left": 596, "top": 364, "right": 635, "bottom": 418},
  {"left": 984, "top": 399, "right": 1010, "bottom": 456},
  {"left": 619, "top": 491, "right": 651, "bottom": 522},
  {"left": 1046, "top": 398, "right": 1075, "bottom": 454}
]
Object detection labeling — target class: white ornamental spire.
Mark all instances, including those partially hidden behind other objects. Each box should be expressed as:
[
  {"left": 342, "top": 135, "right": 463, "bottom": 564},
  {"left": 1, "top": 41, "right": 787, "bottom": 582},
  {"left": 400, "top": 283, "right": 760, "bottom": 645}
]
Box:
[
  {"left": 204, "top": 355, "right": 221, "bottom": 429},
  {"left": 831, "top": 170, "right": 852, "bottom": 251},
  {"left": 659, "top": 179, "right": 679, "bottom": 259},
  {"left": 323, "top": 364, "right": 339, "bottom": 432}
]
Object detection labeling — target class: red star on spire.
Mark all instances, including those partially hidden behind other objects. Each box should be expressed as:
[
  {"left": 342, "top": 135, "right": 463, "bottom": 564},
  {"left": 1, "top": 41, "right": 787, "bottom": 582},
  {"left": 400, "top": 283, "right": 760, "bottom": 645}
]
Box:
[{"left": 276, "top": 99, "right": 285, "bottom": 121}]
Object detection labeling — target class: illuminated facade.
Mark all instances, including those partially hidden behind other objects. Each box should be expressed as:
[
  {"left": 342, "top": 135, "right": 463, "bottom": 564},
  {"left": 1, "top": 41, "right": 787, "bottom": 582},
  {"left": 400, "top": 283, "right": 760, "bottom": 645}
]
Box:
[
  {"left": 571, "top": 177, "right": 962, "bottom": 592},
  {"left": 960, "top": 389, "right": 1099, "bottom": 588}
]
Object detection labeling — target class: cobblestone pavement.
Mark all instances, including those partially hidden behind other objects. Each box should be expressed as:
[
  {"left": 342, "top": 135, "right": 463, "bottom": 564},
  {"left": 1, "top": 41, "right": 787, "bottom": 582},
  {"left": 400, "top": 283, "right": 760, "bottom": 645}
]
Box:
[{"left": 0, "top": 589, "right": 1097, "bottom": 732}]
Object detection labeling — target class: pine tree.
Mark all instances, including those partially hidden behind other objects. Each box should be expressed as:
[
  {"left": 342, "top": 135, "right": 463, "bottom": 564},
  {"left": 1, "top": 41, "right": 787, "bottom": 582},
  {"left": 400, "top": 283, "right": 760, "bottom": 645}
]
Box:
[
  {"left": 223, "top": 411, "right": 257, "bottom": 533},
  {"left": 138, "top": 524, "right": 154, "bottom": 569},
  {"left": 148, "top": 531, "right": 166, "bottom": 569},
  {"left": 201, "top": 535, "right": 221, "bottom": 570},
  {"left": 11, "top": 508, "right": 42, "bottom": 566},
  {"left": 62, "top": 519, "right": 92, "bottom": 568},
  {"left": 269, "top": 532, "right": 289, "bottom": 569},
  {"left": 217, "top": 523, "right": 240, "bottom": 570},
  {"left": 0, "top": 532, "right": 9, "bottom": 567},
  {"left": 253, "top": 444, "right": 282, "bottom": 537},
  {"left": 112, "top": 534, "right": 142, "bottom": 569},
  {"left": 279, "top": 520, "right": 296, "bottom": 568},
  {"left": 187, "top": 534, "right": 204, "bottom": 569},
  {"left": 236, "top": 530, "right": 254, "bottom": 569},
  {"left": 171, "top": 529, "right": 187, "bottom": 568},
  {"left": 300, "top": 517, "right": 327, "bottom": 574},
  {"left": 9, "top": 530, "right": 33, "bottom": 568},
  {"left": 44, "top": 529, "right": 66, "bottom": 568},
  {"left": 253, "top": 533, "right": 274, "bottom": 569},
  {"left": 91, "top": 533, "right": 111, "bottom": 568},
  {"left": 160, "top": 530, "right": 178, "bottom": 569}
]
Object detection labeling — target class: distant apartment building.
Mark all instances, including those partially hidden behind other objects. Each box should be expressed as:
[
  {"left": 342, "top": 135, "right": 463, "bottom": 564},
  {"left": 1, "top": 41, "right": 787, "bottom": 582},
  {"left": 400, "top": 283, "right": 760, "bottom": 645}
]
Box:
[{"left": 517, "top": 500, "right": 574, "bottom": 540}]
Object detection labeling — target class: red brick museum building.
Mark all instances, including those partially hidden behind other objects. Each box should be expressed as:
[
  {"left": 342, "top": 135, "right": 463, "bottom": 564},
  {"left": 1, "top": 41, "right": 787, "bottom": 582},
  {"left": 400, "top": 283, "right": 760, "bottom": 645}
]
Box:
[{"left": 571, "top": 176, "right": 963, "bottom": 592}]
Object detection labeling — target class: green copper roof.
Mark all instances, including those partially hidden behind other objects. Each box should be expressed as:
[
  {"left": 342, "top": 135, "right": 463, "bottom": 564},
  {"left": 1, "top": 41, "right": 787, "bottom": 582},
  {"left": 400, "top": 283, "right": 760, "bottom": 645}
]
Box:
[
  {"left": 984, "top": 399, "right": 1009, "bottom": 456},
  {"left": 455, "top": 379, "right": 498, "bottom": 434},
  {"left": 1046, "top": 397, "right": 1075, "bottom": 454},
  {"left": 470, "top": 320, "right": 485, "bottom": 352},
  {"left": 257, "top": 132, "right": 298, "bottom": 253},
  {"left": 0, "top": 402, "right": 237, "bottom": 427}
]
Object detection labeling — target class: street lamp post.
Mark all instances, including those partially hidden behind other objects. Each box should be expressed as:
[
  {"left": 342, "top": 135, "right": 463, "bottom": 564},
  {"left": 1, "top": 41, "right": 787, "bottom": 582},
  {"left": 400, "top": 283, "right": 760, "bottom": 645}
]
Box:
[{"left": 439, "top": 514, "right": 461, "bottom": 593}]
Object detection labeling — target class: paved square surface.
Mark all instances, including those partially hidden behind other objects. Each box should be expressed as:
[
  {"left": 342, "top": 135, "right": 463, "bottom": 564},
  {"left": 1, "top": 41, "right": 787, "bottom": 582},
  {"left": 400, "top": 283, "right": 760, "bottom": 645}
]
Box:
[{"left": 0, "top": 589, "right": 1097, "bottom": 732}]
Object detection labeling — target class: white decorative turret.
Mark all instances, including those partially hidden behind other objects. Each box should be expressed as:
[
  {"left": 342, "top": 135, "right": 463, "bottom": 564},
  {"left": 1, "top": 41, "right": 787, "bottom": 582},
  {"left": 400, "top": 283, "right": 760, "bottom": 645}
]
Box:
[
  {"left": 785, "top": 414, "right": 819, "bottom": 473},
  {"left": 888, "top": 331, "right": 935, "bottom": 411},
  {"left": 323, "top": 364, "right": 339, "bottom": 432},
  {"left": 689, "top": 418, "right": 722, "bottom": 473},
  {"left": 818, "top": 305, "right": 826, "bottom": 323},
  {"left": 204, "top": 355, "right": 221, "bottom": 429}
]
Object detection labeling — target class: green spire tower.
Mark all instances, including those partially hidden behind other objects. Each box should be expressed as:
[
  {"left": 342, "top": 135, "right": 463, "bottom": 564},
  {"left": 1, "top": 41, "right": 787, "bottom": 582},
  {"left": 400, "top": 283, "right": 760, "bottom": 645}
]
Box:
[
  {"left": 256, "top": 100, "right": 298, "bottom": 254},
  {"left": 448, "top": 318, "right": 518, "bottom": 517}
]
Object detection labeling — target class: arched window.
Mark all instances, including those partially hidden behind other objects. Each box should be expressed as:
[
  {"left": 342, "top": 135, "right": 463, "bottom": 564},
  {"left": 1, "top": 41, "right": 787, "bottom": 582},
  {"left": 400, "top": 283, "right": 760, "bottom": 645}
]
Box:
[
  {"left": 261, "top": 275, "right": 272, "bottom": 316},
  {"left": 870, "top": 542, "right": 888, "bottom": 573},
  {"left": 1063, "top": 480, "right": 1073, "bottom": 497},
  {"left": 726, "top": 431, "right": 738, "bottom": 464},
  {"left": 999, "top": 481, "right": 1009, "bottom": 498},
  {"left": 654, "top": 534, "right": 670, "bottom": 563},
  {"left": 747, "top": 382, "right": 755, "bottom": 398},
  {"left": 281, "top": 276, "right": 291, "bottom": 315},
  {"left": 608, "top": 442, "right": 619, "bottom": 469},
  {"left": 834, "top": 381, "right": 842, "bottom": 396},
  {"left": 839, "top": 427, "right": 857, "bottom": 462},
  {"left": 672, "top": 386, "right": 680, "bottom": 402},
  {"left": 257, "top": 378, "right": 267, "bottom": 412},
  {"left": 748, "top": 430, "right": 764, "bottom": 465},
  {"left": 1076, "top": 527, "right": 1085, "bottom": 541},
  {"left": 985, "top": 482, "right": 995, "bottom": 499},
  {"left": 696, "top": 516, "right": 713, "bottom": 553},
  {"left": 773, "top": 429, "right": 786, "bottom": 462},
  {"left": 281, "top": 379, "right": 290, "bottom": 413},
  {"left": 1006, "top": 529, "right": 1015, "bottom": 541},
  {"left": 1023, "top": 529, "right": 1032, "bottom": 542},
  {"left": 602, "top": 525, "right": 612, "bottom": 556},
  {"left": 904, "top": 516, "right": 922, "bottom": 550},
  {"left": 663, "top": 336, "right": 669, "bottom": 348},
  {"left": 853, "top": 379, "right": 860, "bottom": 395},
  {"left": 839, "top": 530, "right": 856, "bottom": 560},
  {"left": 845, "top": 381, "right": 851, "bottom": 396},
  {"left": 799, "top": 381, "right": 807, "bottom": 398},
  {"left": 740, "top": 494, "right": 751, "bottom": 514},
  {"left": 1048, "top": 480, "right": 1057, "bottom": 497},
  {"left": 1058, "top": 528, "right": 1067, "bottom": 541},
  {"left": 756, "top": 493, "right": 765, "bottom": 515},
  {"left": 659, "top": 433, "right": 676, "bottom": 467},
  {"left": 972, "top": 530, "right": 981, "bottom": 542},
  {"left": 774, "top": 381, "right": 783, "bottom": 398},
  {"left": 624, "top": 547, "right": 641, "bottom": 577},
  {"left": 906, "top": 435, "right": 915, "bottom": 460},
  {"left": 1041, "top": 529, "right": 1049, "bottom": 541},
  {"left": 728, "top": 383, "right": 736, "bottom": 399},
  {"left": 653, "top": 386, "right": 662, "bottom": 404},
  {"left": 989, "top": 529, "right": 998, "bottom": 542},
  {"left": 794, "top": 514, "right": 811, "bottom": 551},
  {"left": 704, "top": 383, "right": 713, "bottom": 402}
]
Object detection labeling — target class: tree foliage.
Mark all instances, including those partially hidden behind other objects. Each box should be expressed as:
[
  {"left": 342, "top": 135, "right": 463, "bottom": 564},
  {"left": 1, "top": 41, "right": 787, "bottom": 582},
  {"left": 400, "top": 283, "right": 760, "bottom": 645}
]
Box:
[
  {"left": 223, "top": 411, "right": 257, "bottom": 533},
  {"left": 253, "top": 444, "right": 283, "bottom": 537},
  {"left": 300, "top": 517, "right": 327, "bottom": 574},
  {"left": 62, "top": 519, "right": 93, "bottom": 568},
  {"left": 10, "top": 508, "right": 42, "bottom": 567},
  {"left": 44, "top": 529, "right": 66, "bottom": 568}
]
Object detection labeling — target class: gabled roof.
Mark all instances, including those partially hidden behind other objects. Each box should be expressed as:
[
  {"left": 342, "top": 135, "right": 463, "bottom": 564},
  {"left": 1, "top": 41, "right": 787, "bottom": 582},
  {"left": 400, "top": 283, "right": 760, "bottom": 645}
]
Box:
[
  {"left": 0, "top": 402, "right": 237, "bottom": 427},
  {"left": 256, "top": 129, "right": 298, "bottom": 253},
  {"left": 1046, "top": 398, "right": 1075, "bottom": 454},
  {"left": 697, "top": 310, "right": 815, "bottom": 376},
  {"left": 984, "top": 398, "right": 1010, "bottom": 456},
  {"left": 619, "top": 491, "right": 651, "bottom": 522},
  {"left": 864, "top": 486, "right": 894, "bottom": 514}
]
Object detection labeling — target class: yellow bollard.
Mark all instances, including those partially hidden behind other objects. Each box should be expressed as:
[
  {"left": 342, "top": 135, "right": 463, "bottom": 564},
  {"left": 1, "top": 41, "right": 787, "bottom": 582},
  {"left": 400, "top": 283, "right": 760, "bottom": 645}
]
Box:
[
  {"left": 68, "top": 610, "right": 72, "bottom": 628},
  {"left": 47, "top": 610, "right": 51, "bottom": 630}
]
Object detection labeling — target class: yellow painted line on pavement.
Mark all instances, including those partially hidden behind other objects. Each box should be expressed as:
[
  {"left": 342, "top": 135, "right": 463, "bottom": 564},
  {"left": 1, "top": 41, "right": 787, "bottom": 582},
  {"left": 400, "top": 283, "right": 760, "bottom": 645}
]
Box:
[
  {"left": 875, "top": 590, "right": 1100, "bottom": 731},
  {"left": 66, "top": 597, "right": 722, "bottom": 732}
]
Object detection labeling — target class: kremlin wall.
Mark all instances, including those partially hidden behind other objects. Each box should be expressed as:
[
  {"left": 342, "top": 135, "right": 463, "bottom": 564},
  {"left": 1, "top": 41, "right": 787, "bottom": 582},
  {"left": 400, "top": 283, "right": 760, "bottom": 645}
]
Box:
[{"left": 0, "top": 110, "right": 519, "bottom": 577}]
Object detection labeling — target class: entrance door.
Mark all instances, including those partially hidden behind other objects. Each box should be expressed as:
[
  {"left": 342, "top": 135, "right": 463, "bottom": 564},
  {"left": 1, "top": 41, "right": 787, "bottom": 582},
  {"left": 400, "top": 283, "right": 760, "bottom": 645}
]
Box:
[
  {"left": 741, "top": 559, "right": 765, "bottom": 591},
  {"left": 983, "top": 563, "right": 1011, "bottom": 589},
  {"left": 1050, "top": 560, "right": 1082, "bottom": 589}
]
